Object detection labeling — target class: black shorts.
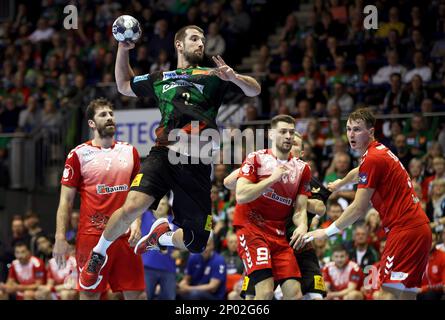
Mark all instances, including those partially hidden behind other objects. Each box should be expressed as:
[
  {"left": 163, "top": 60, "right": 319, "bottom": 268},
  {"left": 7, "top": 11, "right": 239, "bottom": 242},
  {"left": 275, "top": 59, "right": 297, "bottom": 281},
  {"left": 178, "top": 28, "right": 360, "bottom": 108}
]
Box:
[
  {"left": 131, "top": 146, "right": 212, "bottom": 234},
  {"left": 294, "top": 248, "right": 326, "bottom": 296}
]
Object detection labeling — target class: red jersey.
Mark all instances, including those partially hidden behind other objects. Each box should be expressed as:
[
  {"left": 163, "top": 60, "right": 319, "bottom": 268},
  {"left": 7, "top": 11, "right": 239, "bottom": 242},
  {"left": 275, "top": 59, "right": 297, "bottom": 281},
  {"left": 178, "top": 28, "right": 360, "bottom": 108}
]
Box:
[
  {"left": 322, "top": 260, "right": 364, "bottom": 292},
  {"left": 233, "top": 149, "right": 311, "bottom": 234},
  {"left": 47, "top": 256, "right": 77, "bottom": 285},
  {"left": 61, "top": 140, "right": 140, "bottom": 236},
  {"left": 358, "top": 141, "right": 429, "bottom": 232},
  {"left": 421, "top": 248, "right": 445, "bottom": 291},
  {"left": 8, "top": 256, "right": 46, "bottom": 285}
]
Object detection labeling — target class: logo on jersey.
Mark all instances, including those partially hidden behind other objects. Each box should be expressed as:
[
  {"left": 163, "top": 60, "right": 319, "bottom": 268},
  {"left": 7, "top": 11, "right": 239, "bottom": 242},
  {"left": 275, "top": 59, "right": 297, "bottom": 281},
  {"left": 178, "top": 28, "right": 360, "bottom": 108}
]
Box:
[
  {"left": 204, "top": 215, "right": 213, "bottom": 232},
  {"left": 262, "top": 188, "right": 292, "bottom": 206},
  {"left": 311, "top": 187, "right": 320, "bottom": 193},
  {"left": 358, "top": 172, "right": 368, "bottom": 184},
  {"left": 162, "top": 71, "right": 189, "bottom": 80},
  {"left": 241, "top": 163, "right": 254, "bottom": 175},
  {"left": 314, "top": 275, "right": 326, "bottom": 291},
  {"left": 96, "top": 184, "right": 129, "bottom": 195},
  {"left": 133, "top": 74, "right": 149, "bottom": 83},
  {"left": 192, "top": 69, "right": 210, "bottom": 75},
  {"left": 62, "top": 165, "right": 74, "bottom": 182},
  {"left": 162, "top": 80, "right": 204, "bottom": 94}
]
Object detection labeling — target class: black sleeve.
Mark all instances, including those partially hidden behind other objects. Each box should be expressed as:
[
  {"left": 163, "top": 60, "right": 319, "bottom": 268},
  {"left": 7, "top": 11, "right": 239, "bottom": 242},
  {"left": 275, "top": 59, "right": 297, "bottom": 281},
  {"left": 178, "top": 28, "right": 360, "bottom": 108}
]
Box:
[
  {"left": 309, "top": 177, "right": 332, "bottom": 204},
  {"left": 129, "top": 72, "right": 158, "bottom": 98}
]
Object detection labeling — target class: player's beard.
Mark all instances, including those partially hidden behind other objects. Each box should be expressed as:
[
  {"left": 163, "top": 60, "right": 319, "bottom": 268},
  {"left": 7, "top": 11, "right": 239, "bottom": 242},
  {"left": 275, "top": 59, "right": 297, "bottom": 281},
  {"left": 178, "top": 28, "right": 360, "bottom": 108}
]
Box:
[
  {"left": 97, "top": 122, "right": 116, "bottom": 138},
  {"left": 276, "top": 141, "right": 292, "bottom": 154},
  {"left": 184, "top": 47, "right": 203, "bottom": 66}
]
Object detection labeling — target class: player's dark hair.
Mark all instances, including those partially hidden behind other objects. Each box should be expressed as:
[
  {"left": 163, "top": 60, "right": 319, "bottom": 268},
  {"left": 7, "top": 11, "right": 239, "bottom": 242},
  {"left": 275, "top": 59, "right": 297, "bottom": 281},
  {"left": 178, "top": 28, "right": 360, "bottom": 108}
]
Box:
[
  {"left": 332, "top": 244, "right": 347, "bottom": 254},
  {"left": 271, "top": 115, "right": 295, "bottom": 128},
  {"left": 348, "top": 108, "right": 375, "bottom": 129},
  {"left": 14, "top": 241, "right": 29, "bottom": 250},
  {"left": 174, "top": 25, "right": 204, "bottom": 44},
  {"left": 86, "top": 98, "right": 114, "bottom": 121}
]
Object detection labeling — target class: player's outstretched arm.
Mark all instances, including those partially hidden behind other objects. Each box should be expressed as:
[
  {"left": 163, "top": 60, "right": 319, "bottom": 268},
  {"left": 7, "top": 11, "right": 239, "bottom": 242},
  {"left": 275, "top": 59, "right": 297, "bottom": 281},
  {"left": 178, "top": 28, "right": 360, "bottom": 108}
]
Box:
[
  {"left": 307, "top": 199, "right": 326, "bottom": 217},
  {"left": 236, "top": 165, "right": 288, "bottom": 204},
  {"left": 223, "top": 169, "right": 239, "bottom": 191},
  {"left": 54, "top": 185, "right": 76, "bottom": 269},
  {"left": 328, "top": 167, "right": 359, "bottom": 192},
  {"left": 303, "top": 188, "right": 374, "bottom": 243},
  {"left": 212, "top": 55, "right": 261, "bottom": 97},
  {"left": 115, "top": 41, "right": 137, "bottom": 97}
]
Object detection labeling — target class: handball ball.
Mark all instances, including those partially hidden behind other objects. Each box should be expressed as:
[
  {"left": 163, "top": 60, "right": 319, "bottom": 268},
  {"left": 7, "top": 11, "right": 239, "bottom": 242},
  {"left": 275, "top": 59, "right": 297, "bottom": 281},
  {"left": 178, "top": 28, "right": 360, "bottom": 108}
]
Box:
[{"left": 112, "top": 15, "right": 141, "bottom": 42}]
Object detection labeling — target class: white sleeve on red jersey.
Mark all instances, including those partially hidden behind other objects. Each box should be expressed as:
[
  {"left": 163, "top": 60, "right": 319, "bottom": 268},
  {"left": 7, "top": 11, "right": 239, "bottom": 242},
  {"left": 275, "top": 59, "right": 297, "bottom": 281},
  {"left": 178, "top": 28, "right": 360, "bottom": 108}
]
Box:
[
  {"left": 322, "top": 265, "right": 332, "bottom": 286},
  {"left": 296, "top": 163, "right": 312, "bottom": 197},
  {"left": 60, "top": 149, "right": 81, "bottom": 188},
  {"left": 349, "top": 262, "right": 364, "bottom": 288},
  {"left": 131, "top": 146, "right": 141, "bottom": 181},
  {"left": 8, "top": 262, "right": 17, "bottom": 282},
  {"left": 237, "top": 151, "right": 259, "bottom": 183},
  {"left": 358, "top": 154, "right": 382, "bottom": 189}
]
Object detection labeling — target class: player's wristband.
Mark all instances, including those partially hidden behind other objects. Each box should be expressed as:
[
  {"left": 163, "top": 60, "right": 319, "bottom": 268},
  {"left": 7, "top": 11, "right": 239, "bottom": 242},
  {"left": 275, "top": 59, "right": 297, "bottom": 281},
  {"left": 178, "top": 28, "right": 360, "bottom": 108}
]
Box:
[{"left": 325, "top": 223, "right": 340, "bottom": 237}]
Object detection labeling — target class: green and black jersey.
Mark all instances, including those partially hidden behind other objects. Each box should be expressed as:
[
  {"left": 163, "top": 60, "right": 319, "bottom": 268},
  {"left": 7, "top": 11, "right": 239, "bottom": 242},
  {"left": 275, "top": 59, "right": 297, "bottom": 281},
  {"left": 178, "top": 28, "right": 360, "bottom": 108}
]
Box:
[
  {"left": 285, "top": 177, "right": 332, "bottom": 242},
  {"left": 130, "top": 67, "right": 241, "bottom": 146}
]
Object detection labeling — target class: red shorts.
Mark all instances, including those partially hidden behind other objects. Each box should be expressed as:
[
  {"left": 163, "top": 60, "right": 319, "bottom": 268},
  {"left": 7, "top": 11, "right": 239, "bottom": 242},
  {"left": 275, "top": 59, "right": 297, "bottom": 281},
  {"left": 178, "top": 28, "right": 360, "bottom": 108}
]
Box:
[
  {"left": 379, "top": 223, "right": 432, "bottom": 288},
  {"left": 76, "top": 234, "right": 145, "bottom": 293},
  {"left": 236, "top": 226, "right": 301, "bottom": 282}
]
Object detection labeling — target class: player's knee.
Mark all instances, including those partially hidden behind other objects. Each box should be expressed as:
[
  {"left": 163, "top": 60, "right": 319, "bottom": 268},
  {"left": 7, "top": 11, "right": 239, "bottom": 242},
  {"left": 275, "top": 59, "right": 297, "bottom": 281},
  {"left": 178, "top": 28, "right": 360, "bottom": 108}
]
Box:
[{"left": 183, "top": 229, "right": 210, "bottom": 253}]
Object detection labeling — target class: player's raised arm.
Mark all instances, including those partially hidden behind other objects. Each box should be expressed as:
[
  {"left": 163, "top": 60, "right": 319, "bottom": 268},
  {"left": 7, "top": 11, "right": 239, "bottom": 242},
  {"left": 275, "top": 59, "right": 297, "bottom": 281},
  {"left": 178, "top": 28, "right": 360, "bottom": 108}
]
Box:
[
  {"left": 115, "top": 41, "right": 137, "bottom": 97},
  {"left": 211, "top": 55, "right": 261, "bottom": 97},
  {"left": 53, "top": 185, "right": 77, "bottom": 269},
  {"left": 223, "top": 168, "right": 239, "bottom": 191}
]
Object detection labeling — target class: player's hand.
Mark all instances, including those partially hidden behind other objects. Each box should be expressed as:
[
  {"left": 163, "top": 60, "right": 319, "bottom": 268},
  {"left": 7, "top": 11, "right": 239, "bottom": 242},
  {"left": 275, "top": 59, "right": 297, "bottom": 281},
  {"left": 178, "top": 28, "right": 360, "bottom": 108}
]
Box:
[
  {"left": 118, "top": 41, "right": 135, "bottom": 51},
  {"left": 289, "top": 225, "right": 307, "bottom": 250},
  {"left": 211, "top": 55, "right": 237, "bottom": 81},
  {"left": 53, "top": 238, "right": 69, "bottom": 269},
  {"left": 269, "top": 165, "right": 290, "bottom": 183},
  {"left": 302, "top": 228, "right": 328, "bottom": 244},
  {"left": 327, "top": 179, "right": 342, "bottom": 192},
  {"left": 128, "top": 219, "right": 142, "bottom": 247}
]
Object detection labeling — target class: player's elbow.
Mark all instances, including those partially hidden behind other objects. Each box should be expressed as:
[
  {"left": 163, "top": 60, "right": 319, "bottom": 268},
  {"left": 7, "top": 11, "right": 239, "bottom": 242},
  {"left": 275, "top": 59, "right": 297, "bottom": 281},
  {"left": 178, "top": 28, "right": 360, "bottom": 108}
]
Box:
[
  {"left": 235, "top": 190, "right": 249, "bottom": 204},
  {"left": 223, "top": 177, "right": 236, "bottom": 190},
  {"left": 117, "top": 81, "right": 135, "bottom": 97},
  {"left": 246, "top": 85, "right": 261, "bottom": 97}
]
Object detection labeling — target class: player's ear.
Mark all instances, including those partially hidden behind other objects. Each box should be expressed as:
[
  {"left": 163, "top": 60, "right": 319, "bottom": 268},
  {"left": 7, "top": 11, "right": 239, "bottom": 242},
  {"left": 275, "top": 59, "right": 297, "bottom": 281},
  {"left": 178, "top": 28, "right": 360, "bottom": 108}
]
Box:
[
  {"left": 175, "top": 40, "right": 183, "bottom": 52},
  {"left": 88, "top": 119, "right": 96, "bottom": 130},
  {"left": 268, "top": 128, "right": 275, "bottom": 141},
  {"left": 369, "top": 127, "right": 375, "bottom": 137},
  {"left": 300, "top": 150, "right": 305, "bottom": 158}
]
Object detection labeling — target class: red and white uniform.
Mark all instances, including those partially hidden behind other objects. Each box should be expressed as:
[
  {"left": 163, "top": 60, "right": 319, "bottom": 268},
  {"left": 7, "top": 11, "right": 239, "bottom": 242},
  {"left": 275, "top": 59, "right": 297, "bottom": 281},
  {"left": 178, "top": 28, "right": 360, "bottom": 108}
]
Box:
[
  {"left": 233, "top": 149, "right": 311, "bottom": 281},
  {"left": 358, "top": 141, "right": 432, "bottom": 288},
  {"left": 322, "top": 260, "right": 363, "bottom": 297},
  {"left": 420, "top": 248, "right": 445, "bottom": 292},
  {"left": 8, "top": 256, "right": 46, "bottom": 300},
  {"left": 61, "top": 140, "right": 145, "bottom": 293},
  {"left": 46, "top": 256, "right": 77, "bottom": 299}
]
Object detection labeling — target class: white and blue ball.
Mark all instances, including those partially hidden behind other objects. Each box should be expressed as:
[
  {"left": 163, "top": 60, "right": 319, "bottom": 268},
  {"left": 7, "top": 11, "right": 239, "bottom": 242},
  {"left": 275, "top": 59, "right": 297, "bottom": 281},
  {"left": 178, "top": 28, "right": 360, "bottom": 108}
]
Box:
[{"left": 112, "top": 15, "right": 141, "bottom": 42}]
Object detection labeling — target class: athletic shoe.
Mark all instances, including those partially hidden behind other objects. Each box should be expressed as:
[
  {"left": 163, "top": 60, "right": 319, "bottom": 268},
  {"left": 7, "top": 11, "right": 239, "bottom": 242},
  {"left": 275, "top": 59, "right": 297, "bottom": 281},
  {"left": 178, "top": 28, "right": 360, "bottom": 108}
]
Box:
[
  {"left": 134, "top": 217, "right": 171, "bottom": 254},
  {"left": 79, "top": 251, "right": 108, "bottom": 290}
]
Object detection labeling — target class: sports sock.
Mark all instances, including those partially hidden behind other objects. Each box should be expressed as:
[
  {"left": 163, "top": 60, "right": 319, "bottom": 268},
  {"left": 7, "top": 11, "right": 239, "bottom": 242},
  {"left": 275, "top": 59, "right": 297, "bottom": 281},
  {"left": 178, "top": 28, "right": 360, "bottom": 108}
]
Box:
[{"left": 93, "top": 234, "right": 113, "bottom": 256}]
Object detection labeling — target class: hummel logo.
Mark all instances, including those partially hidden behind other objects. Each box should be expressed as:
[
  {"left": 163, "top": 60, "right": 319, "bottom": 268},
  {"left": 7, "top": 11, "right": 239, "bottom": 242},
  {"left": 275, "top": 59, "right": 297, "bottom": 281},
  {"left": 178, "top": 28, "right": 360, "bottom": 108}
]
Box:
[{"left": 311, "top": 187, "right": 320, "bottom": 193}]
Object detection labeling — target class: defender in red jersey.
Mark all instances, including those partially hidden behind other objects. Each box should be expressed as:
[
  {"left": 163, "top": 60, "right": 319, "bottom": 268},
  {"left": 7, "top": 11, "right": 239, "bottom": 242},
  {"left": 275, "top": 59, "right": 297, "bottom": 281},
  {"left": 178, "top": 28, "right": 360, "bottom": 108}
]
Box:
[
  {"left": 53, "top": 98, "right": 145, "bottom": 300},
  {"left": 233, "top": 115, "right": 312, "bottom": 300},
  {"left": 304, "top": 108, "right": 432, "bottom": 299}
]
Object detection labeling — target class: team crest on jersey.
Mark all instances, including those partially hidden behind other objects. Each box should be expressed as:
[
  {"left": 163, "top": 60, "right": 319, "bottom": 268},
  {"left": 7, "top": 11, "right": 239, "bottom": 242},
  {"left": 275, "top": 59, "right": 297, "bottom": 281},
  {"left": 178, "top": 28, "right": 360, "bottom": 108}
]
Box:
[
  {"left": 162, "top": 71, "right": 189, "bottom": 80},
  {"left": 358, "top": 172, "right": 368, "bottom": 184},
  {"left": 241, "top": 163, "right": 254, "bottom": 175},
  {"left": 96, "top": 184, "right": 129, "bottom": 195},
  {"left": 62, "top": 165, "right": 74, "bottom": 182}
]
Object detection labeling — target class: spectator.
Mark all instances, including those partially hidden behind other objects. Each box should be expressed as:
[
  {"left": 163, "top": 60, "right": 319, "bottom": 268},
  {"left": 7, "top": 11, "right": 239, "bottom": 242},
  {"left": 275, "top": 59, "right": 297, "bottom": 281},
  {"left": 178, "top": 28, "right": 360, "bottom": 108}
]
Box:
[
  {"left": 392, "top": 134, "right": 415, "bottom": 170},
  {"left": 372, "top": 50, "right": 407, "bottom": 85},
  {"left": 376, "top": 7, "right": 406, "bottom": 38},
  {"left": 35, "top": 234, "right": 53, "bottom": 265},
  {"left": 177, "top": 236, "right": 227, "bottom": 300},
  {"left": 327, "top": 81, "right": 354, "bottom": 116},
  {"left": 404, "top": 29, "right": 429, "bottom": 66},
  {"left": 275, "top": 60, "right": 298, "bottom": 91},
  {"left": 205, "top": 22, "right": 226, "bottom": 57},
  {"left": 10, "top": 215, "right": 30, "bottom": 249},
  {"left": 295, "top": 99, "right": 311, "bottom": 134},
  {"left": 326, "top": 56, "right": 349, "bottom": 88},
  {"left": 324, "top": 152, "right": 355, "bottom": 205},
  {"left": 23, "top": 211, "right": 44, "bottom": 256},
  {"left": 295, "top": 55, "right": 322, "bottom": 88},
  {"left": 65, "top": 210, "right": 79, "bottom": 242},
  {"left": 347, "top": 53, "right": 371, "bottom": 102},
  {"left": 148, "top": 19, "right": 175, "bottom": 61},
  {"left": 349, "top": 224, "right": 379, "bottom": 271},
  {"left": 426, "top": 179, "right": 445, "bottom": 234},
  {"left": 279, "top": 13, "right": 303, "bottom": 48},
  {"left": 423, "top": 155, "right": 445, "bottom": 198},
  {"left": 364, "top": 209, "right": 387, "bottom": 258},
  {"left": 408, "top": 157, "right": 426, "bottom": 185},
  {"left": 28, "top": 18, "right": 55, "bottom": 43},
  {"left": 17, "top": 96, "right": 41, "bottom": 133},
  {"left": 405, "top": 113, "right": 433, "bottom": 156},
  {"left": 0, "top": 242, "right": 45, "bottom": 300},
  {"left": 149, "top": 49, "right": 171, "bottom": 73},
  {"left": 381, "top": 73, "right": 408, "bottom": 114},
  {"left": 271, "top": 83, "right": 295, "bottom": 116},
  {"left": 0, "top": 97, "right": 21, "bottom": 133},
  {"left": 322, "top": 244, "right": 364, "bottom": 300},
  {"left": 320, "top": 202, "right": 354, "bottom": 252},
  {"left": 403, "top": 51, "right": 432, "bottom": 83},
  {"left": 221, "top": 232, "right": 243, "bottom": 296},
  {"left": 417, "top": 232, "right": 445, "bottom": 300},
  {"left": 35, "top": 240, "right": 77, "bottom": 300}
]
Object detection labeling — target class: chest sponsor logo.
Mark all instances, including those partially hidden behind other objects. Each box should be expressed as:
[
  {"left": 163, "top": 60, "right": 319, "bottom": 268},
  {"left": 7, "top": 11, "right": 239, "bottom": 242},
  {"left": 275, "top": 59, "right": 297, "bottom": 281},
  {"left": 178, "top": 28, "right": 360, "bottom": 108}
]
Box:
[
  {"left": 133, "top": 74, "right": 149, "bottom": 83},
  {"left": 262, "top": 188, "right": 292, "bottom": 206},
  {"left": 162, "top": 80, "right": 204, "bottom": 94},
  {"left": 162, "top": 71, "right": 190, "bottom": 80},
  {"left": 96, "top": 184, "right": 129, "bottom": 195}
]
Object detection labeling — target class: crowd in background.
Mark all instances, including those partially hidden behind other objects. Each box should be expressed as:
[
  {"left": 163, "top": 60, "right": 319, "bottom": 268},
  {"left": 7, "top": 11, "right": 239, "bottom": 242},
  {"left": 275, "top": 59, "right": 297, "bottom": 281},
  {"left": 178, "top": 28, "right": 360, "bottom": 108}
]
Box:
[{"left": 0, "top": 0, "right": 445, "bottom": 300}]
